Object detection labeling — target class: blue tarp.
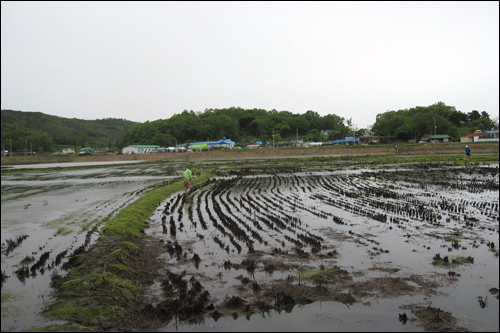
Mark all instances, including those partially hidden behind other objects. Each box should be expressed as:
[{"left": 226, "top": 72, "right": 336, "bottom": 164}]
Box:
[{"left": 331, "top": 137, "right": 359, "bottom": 144}]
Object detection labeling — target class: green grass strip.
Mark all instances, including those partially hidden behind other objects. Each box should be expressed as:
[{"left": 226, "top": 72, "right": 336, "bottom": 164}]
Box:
[
  {"left": 41, "top": 168, "right": 213, "bottom": 329},
  {"left": 101, "top": 168, "right": 212, "bottom": 236}
]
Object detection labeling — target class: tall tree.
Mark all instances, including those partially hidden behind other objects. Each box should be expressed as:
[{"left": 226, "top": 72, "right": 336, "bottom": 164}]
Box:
[
  {"left": 468, "top": 110, "right": 481, "bottom": 123},
  {"left": 449, "top": 110, "right": 469, "bottom": 127}
]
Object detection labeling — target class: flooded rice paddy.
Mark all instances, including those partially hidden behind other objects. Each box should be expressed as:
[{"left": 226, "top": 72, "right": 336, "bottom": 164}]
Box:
[
  {"left": 2, "top": 160, "right": 145, "bottom": 169},
  {"left": 1, "top": 157, "right": 499, "bottom": 331},
  {"left": 1, "top": 162, "right": 180, "bottom": 331},
  {"left": 143, "top": 161, "right": 499, "bottom": 332}
]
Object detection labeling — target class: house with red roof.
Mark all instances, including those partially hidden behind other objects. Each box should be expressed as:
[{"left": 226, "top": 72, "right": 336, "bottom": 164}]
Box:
[{"left": 460, "top": 130, "right": 499, "bottom": 143}]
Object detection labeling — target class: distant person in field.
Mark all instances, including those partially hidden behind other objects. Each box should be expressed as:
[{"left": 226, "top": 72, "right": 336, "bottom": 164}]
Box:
[
  {"left": 394, "top": 144, "right": 399, "bottom": 153},
  {"left": 465, "top": 145, "right": 471, "bottom": 159},
  {"left": 183, "top": 168, "right": 193, "bottom": 193}
]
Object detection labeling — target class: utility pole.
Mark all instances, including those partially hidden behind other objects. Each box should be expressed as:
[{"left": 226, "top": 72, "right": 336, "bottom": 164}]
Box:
[
  {"left": 10, "top": 138, "right": 12, "bottom": 157},
  {"left": 296, "top": 128, "right": 298, "bottom": 146},
  {"left": 25, "top": 140, "right": 27, "bottom": 156},
  {"left": 30, "top": 143, "right": 32, "bottom": 156},
  {"left": 434, "top": 116, "right": 437, "bottom": 143},
  {"left": 272, "top": 131, "right": 275, "bottom": 148}
]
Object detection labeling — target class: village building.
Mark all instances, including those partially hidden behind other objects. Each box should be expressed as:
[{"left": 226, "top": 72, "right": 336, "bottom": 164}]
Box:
[
  {"left": 273, "top": 141, "right": 292, "bottom": 147},
  {"left": 188, "top": 137, "right": 235, "bottom": 150},
  {"left": 288, "top": 139, "right": 303, "bottom": 147},
  {"left": 303, "top": 142, "right": 323, "bottom": 147},
  {"left": 419, "top": 134, "right": 451, "bottom": 143},
  {"left": 460, "top": 130, "right": 499, "bottom": 143},
  {"left": 122, "top": 145, "right": 160, "bottom": 154},
  {"left": 79, "top": 147, "right": 95, "bottom": 154},
  {"left": 331, "top": 137, "right": 360, "bottom": 145},
  {"left": 359, "top": 135, "right": 380, "bottom": 144},
  {"left": 62, "top": 148, "right": 75, "bottom": 154}
]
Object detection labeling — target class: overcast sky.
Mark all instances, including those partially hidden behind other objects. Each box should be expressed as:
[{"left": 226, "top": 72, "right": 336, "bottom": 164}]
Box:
[{"left": 1, "top": 1, "right": 498, "bottom": 128}]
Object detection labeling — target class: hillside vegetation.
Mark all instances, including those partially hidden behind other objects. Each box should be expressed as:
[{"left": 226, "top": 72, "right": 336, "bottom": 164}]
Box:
[
  {"left": 1, "top": 109, "right": 138, "bottom": 153},
  {"left": 117, "top": 103, "right": 497, "bottom": 147},
  {"left": 1, "top": 102, "right": 497, "bottom": 155}
]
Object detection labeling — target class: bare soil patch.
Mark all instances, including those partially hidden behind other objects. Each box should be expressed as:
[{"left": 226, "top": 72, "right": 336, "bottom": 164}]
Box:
[{"left": 403, "top": 304, "right": 472, "bottom": 332}]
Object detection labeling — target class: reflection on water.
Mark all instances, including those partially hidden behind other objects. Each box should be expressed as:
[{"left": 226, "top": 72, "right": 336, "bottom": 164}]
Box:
[
  {"left": 4, "top": 160, "right": 145, "bottom": 169},
  {"left": 158, "top": 298, "right": 426, "bottom": 332},
  {"left": 1, "top": 161, "right": 498, "bottom": 332},
  {"left": 1, "top": 161, "right": 187, "bottom": 331},
  {"left": 146, "top": 165, "right": 499, "bottom": 332}
]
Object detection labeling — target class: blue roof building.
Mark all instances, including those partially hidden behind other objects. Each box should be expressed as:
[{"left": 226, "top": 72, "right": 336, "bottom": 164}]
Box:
[
  {"left": 188, "top": 137, "right": 235, "bottom": 148},
  {"left": 331, "top": 137, "right": 359, "bottom": 144}
]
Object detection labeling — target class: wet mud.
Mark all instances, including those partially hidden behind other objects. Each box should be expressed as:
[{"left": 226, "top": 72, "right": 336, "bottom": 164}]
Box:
[
  {"left": 1, "top": 156, "right": 499, "bottom": 331},
  {"left": 0, "top": 162, "right": 183, "bottom": 331},
  {"left": 141, "top": 161, "right": 498, "bottom": 331}
]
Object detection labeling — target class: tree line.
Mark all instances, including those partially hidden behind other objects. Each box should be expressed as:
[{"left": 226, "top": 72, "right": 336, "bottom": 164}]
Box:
[
  {"left": 118, "top": 102, "right": 497, "bottom": 148},
  {"left": 118, "top": 107, "right": 353, "bottom": 148},
  {"left": 2, "top": 102, "right": 497, "bottom": 154},
  {"left": 371, "top": 102, "right": 497, "bottom": 141},
  {"left": 1, "top": 109, "right": 138, "bottom": 154}
]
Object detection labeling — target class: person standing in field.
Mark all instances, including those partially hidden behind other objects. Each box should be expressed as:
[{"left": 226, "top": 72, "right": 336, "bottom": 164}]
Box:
[
  {"left": 183, "top": 168, "right": 193, "bottom": 193},
  {"left": 465, "top": 145, "right": 471, "bottom": 159},
  {"left": 394, "top": 144, "right": 399, "bottom": 153}
]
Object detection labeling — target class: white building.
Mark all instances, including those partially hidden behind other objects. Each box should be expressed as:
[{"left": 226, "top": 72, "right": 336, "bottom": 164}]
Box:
[
  {"left": 62, "top": 148, "right": 75, "bottom": 154},
  {"left": 303, "top": 142, "right": 323, "bottom": 147},
  {"left": 460, "top": 130, "right": 499, "bottom": 143},
  {"left": 122, "top": 145, "right": 160, "bottom": 154}
]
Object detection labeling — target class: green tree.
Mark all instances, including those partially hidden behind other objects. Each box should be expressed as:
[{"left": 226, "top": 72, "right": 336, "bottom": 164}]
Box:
[
  {"left": 394, "top": 123, "right": 415, "bottom": 141},
  {"left": 249, "top": 118, "right": 273, "bottom": 137},
  {"left": 468, "top": 110, "right": 481, "bottom": 123},
  {"left": 288, "top": 117, "right": 310, "bottom": 137},
  {"left": 372, "top": 111, "right": 406, "bottom": 136},
  {"left": 480, "top": 111, "right": 490, "bottom": 120},
  {"left": 469, "top": 118, "right": 494, "bottom": 132},
  {"left": 449, "top": 110, "right": 469, "bottom": 127},
  {"left": 307, "top": 129, "right": 325, "bottom": 142},
  {"left": 304, "top": 110, "right": 321, "bottom": 129}
]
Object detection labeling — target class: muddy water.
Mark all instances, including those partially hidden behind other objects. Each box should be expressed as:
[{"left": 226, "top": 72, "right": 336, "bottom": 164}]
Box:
[
  {"left": 158, "top": 298, "right": 428, "bottom": 332},
  {"left": 2, "top": 160, "right": 145, "bottom": 169},
  {"left": 1, "top": 161, "right": 498, "bottom": 331},
  {"left": 1, "top": 162, "right": 185, "bottom": 332},
  {"left": 145, "top": 163, "right": 499, "bottom": 331}
]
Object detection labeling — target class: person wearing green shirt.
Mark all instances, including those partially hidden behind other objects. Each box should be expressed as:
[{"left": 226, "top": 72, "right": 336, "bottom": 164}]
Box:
[{"left": 183, "top": 168, "right": 193, "bottom": 193}]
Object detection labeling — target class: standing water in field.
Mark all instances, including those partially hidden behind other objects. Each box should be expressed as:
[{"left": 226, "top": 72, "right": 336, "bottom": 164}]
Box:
[
  {"left": 1, "top": 162, "right": 182, "bottom": 331},
  {"left": 145, "top": 162, "right": 499, "bottom": 331},
  {"left": 1, "top": 159, "right": 499, "bottom": 331}
]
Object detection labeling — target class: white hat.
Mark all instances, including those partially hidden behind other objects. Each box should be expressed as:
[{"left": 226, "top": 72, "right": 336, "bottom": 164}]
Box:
[{"left": 466, "top": 145, "right": 468, "bottom": 148}]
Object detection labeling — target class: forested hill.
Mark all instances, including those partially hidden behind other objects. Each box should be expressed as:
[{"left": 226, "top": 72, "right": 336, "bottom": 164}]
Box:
[
  {"left": 117, "top": 107, "right": 352, "bottom": 148},
  {"left": 1, "top": 109, "right": 139, "bottom": 153},
  {"left": 2, "top": 102, "right": 495, "bottom": 154}
]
